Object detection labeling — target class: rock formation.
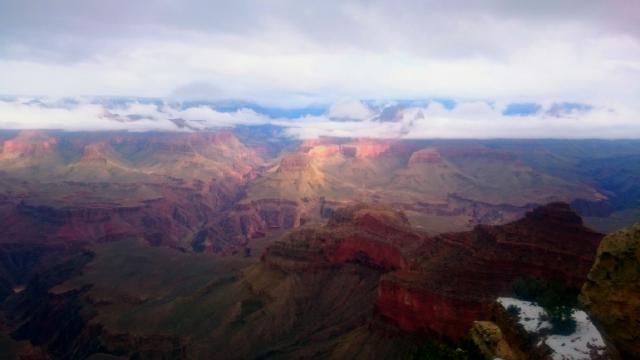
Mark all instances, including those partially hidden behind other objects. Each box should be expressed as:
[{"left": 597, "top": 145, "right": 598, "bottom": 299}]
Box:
[
  {"left": 263, "top": 204, "right": 421, "bottom": 272},
  {"left": 0, "top": 130, "right": 263, "bottom": 253},
  {"left": 470, "top": 321, "right": 518, "bottom": 360},
  {"left": 376, "top": 202, "right": 603, "bottom": 339},
  {"left": 580, "top": 223, "right": 640, "bottom": 359},
  {"left": 261, "top": 202, "right": 603, "bottom": 341},
  {"left": 472, "top": 298, "right": 609, "bottom": 360},
  {"left": 1, "top": 130, "right": 58, "bottom": 158}
]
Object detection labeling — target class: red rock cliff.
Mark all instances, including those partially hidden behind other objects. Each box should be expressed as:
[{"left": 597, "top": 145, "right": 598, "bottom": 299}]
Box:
[
  {"left": 262, "top": 204, "right": 422, "bottom": 272},
  {"left": 375, "top": 202, "right": 603, "bottom": 339}
]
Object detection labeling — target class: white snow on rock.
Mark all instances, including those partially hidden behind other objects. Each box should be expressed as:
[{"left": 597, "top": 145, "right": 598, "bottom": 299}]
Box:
[
  {"left": 497, "top": 297, "right": 551, "bottom": 332},
  {"left": 496, "top": 297, "right": 607, "bottom": 360},
  {"left": 545, "top": 310, "right": 606, "bottom": 360}
]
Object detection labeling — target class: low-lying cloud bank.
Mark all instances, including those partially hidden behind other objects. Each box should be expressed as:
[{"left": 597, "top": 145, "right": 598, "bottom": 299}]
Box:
[{"left": 0, "top": 97, "right": 638, "bottom": 139}]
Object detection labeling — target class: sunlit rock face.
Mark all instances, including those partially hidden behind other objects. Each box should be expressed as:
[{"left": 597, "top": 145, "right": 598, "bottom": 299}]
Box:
[{"left": 1, "top": 130, "right": 59, "bottom": 158}]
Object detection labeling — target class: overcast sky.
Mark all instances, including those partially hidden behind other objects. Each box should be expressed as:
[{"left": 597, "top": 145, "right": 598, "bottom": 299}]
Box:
[{"left": 0, "top": 0, "right": 639, "bottom": 137}]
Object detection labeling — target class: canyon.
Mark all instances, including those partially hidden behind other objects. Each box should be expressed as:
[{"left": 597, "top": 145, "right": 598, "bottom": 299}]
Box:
[
  {"left": 0, "top": 129, "right": 634, "bottom": 252},
  {"left": 0, "top": 201, "right": 612, "bottom": 359},
  {"left": 1, "top": 129, "right": 639, "bottom": 358}
]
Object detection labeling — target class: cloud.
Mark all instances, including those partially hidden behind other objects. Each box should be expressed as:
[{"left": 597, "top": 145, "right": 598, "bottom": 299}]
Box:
[
  {"left": 0, "top": 1, "right": 638, "bottom": 110},
  {"left": 0, "top": 1, "right": 638, "bottom": 137},
  {"left": 0, "top": 100, "right": 173, "bottom": 132},
  {"left": 0, "top": 97, "right": 639, "bottom": 139},
  {"left": 327, "top": 100, "right": 373, "bottom": 120},
  {"left": 0, "top": 98, "right": 272, "bottom": 131},
  {"left": 283, "top": 100, "right": 640, "bottom": 139}
]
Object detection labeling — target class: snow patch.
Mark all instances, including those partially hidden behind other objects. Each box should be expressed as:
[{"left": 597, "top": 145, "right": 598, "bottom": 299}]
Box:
[
  {"left": 497, "top": 297, "right": 550, "bottom": 332},
  {"left": 545, "top": 310, "right": 606, "bottom": 360},
  {"left": 496, "top": 297, "right": 607, "bottom": 360}
]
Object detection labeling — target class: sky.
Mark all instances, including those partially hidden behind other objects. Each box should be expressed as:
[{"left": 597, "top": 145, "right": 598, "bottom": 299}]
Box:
[{"left": 0, "top": 0, "right": 639, "bottom": 138}]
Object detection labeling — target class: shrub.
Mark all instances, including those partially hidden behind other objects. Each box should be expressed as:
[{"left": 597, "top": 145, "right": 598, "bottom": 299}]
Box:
[
  {"left": 538, "top": 280, "right": 578, "bottom": 309},
  {"left": 512, "top": 277, "right": 545, "bottom": 301},
  {"left": 512, "top": 277, "right": 578, "bottom": 309},
  {"left": 511, "top": 277, "right": 579, "bottom": 335},
  {"left": 506, "top": 304, "right": 521, "bottom": 317},
  {"left": 546, "top": 305, "right": 577, "bottom": 335}
]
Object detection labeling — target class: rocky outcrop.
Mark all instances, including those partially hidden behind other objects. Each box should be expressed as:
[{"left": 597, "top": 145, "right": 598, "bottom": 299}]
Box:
[
  {"left": 484, "top": 300, "right": 553, "bottom": 360},
  {"left": 348, "top": 140, "right": 391, "bottom": 158},
  {"left": 0, "top": 129, "right": 264, "bottom": 253},
  {"left": 376, "top": 203, "right": 603, "bottom": 339},
  {"left": 476, "top": 298, "right": 610, "bottom": 360},
  {"left": 1, "top": 130, "right": 58, "bottom": 158},
  {"left": 80, "top": 142, "right": 113, "bottom": 162},
  {"left": 407, "top": 148, "right": 444, "bottom": 165},
  {"left": 277, "top": 153, "right": 311, "bottom": 172},
  {"left": 0, "top": 180, "right": 241, "bottom": 251},
  {"left": 222, "top": 199, "right": 302, "bottom": 235},
  {"left": 306, "top": 144, "right": 340, "bottom": 158},
  {"left": 580, "top": 223, "right": 640, "bottom": 359},
  {"left": 376, "top": 275, "right": 490, "bottom": 338},
  {"left": 261, "top": 202, "right": 603, "bottom": 341},
  {"left": 262, "top": 204, "right": 421, "bottom": 272},
  {"left": 2, "top": 247, "right": 188, "bottom": 359},
  {"left": 302, "top": 139, "right": 394, "bottom": 159},
  {"left": 470, "top": 321, "right": 518, "bottom": 360}
]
